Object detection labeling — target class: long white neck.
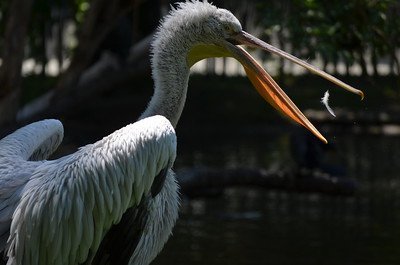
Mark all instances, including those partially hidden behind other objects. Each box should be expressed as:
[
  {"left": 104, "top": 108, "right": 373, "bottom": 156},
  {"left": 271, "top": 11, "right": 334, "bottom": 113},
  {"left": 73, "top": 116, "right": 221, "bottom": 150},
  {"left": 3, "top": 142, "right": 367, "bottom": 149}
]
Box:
[
  {"left": 139, "top": 29, "right": 194, "bottom": 128},
  {"left": 139, "top": 1, "right": 220, "bottom": 128}
]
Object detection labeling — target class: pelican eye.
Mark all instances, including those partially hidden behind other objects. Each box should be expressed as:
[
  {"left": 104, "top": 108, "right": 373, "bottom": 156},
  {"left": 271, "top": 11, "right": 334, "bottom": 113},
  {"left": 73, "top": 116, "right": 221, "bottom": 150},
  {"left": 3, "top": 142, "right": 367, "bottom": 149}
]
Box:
[{"left": 223, "top": 23, "right": 236, "bottom": 34}]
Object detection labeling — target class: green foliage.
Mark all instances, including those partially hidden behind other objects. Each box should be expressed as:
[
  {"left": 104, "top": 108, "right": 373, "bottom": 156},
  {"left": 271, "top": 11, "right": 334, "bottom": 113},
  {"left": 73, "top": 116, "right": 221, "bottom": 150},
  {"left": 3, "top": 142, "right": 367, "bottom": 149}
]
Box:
[
  {"left": 257, "top": 0, "right": 400, "bottom": 75},
  {"left": 0, "top": 0, "right": 398, "bottom": 77},
  {"left": 74, "top": 0, "right": 90, "bottom": 23},
  {"left": 0, "top": 0, "right": 90, "bottom": 67}
]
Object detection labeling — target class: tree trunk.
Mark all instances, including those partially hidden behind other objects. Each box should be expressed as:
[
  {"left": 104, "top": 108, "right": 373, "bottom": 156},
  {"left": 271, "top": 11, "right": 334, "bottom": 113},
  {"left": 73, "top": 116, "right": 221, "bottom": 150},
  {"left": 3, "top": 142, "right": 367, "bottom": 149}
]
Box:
[
  {"left": 390, "top": 50, "right": 400, "bottom": 76},
  {"left": 53, "top": 0, "right": 134, "bottom": 101},
  {"left": 371, "top": 48, "right": 378, "bottom": 76},
  {"left": 0, "top": 0, "right": 35, "bottom": 126},
  {"left": 357, "top": 49, "right": 368, "bottom": 76},
  {"left": 277, "top": 30, "right": 285, "bottom": 77}
]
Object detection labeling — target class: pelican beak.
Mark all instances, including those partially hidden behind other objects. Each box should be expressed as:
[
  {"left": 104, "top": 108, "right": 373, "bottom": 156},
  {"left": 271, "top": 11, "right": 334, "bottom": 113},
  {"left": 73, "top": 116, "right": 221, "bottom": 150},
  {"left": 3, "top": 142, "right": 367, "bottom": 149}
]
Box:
[
  {"left": 223, "top": 31, "right": 364, "bottom": 144},
  {"left": 187, "top": 31, "right": 364, "bottom": 144}
]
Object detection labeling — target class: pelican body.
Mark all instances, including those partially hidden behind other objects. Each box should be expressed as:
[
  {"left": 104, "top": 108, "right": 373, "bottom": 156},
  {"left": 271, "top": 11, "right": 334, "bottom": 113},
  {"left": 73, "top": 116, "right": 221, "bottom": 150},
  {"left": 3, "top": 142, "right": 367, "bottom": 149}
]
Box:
[{"left": 0, "top": 1, "right": 362, "bottom": 264}]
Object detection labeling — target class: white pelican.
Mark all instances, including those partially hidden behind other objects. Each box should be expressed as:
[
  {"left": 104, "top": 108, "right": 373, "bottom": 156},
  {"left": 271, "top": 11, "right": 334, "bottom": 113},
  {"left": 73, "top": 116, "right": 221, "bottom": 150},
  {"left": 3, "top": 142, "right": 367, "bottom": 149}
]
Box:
[{"left": 0, "top": 1, "right": 363, "bottom": 264}]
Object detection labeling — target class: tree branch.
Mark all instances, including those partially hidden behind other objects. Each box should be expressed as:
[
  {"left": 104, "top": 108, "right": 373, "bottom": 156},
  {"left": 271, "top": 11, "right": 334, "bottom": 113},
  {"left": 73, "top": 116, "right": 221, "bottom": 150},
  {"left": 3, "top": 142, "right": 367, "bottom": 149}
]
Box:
[{"left": 177, "top": 167, "right": 357, "bottom": 198}]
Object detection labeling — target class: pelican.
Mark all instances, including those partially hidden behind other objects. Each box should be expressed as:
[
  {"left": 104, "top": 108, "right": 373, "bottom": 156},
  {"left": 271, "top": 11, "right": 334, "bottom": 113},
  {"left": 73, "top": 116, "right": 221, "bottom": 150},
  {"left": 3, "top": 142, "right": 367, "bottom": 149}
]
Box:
[{"left": 0, "top": 1, "right": 363, "bottom": 264}]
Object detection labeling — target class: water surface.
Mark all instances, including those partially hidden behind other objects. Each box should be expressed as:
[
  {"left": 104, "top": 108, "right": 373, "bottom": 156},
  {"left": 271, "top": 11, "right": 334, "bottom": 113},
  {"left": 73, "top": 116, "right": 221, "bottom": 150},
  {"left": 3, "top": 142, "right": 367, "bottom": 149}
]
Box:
[{"left": 153, "top": 127, "right": 400, "bottom": 265}]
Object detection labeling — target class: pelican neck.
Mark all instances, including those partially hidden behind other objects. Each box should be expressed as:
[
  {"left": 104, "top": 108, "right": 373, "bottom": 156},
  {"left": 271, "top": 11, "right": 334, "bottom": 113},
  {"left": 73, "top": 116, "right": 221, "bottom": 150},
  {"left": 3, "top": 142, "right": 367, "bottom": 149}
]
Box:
[{"left": 140, "top": 33, "right": 194, "bottom": 128}]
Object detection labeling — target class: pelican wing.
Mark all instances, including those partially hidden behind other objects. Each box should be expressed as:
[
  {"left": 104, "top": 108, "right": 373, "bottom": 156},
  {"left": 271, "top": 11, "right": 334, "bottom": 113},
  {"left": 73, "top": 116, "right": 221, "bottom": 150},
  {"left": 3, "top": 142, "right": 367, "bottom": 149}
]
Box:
[
  {"left": 90, "top": 167, "right": 179, "bottom": 265},
  {"left": 5, "top": 115, "right": 177, "bottom": 265},
  {"left": 0, "top": 119, "right": 64, "bottom": 161},
  {"left": 0, "top": 172, "right": 31, "bottom": 252},
  {"left": 90, "top": 193, "right": 151, "bottom": 265},
  {"left": 0, "top": 120, "right": 64, "bottom": 252}
]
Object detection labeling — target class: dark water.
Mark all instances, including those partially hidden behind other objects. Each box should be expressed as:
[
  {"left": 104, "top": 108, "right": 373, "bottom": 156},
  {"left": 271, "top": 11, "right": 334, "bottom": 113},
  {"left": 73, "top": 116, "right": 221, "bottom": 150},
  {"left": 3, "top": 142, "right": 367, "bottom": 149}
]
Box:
[{"left": 153, "top": 127, "right": 400, "bottom": 265}]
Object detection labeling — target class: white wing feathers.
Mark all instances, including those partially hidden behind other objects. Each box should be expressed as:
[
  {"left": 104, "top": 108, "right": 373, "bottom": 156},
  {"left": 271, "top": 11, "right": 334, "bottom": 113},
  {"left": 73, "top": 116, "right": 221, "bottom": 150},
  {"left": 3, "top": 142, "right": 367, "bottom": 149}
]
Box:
[
  {"left": 0, "top": 173, "right": 31, "bottom": 251},
  {"left": 0, "top": 119, "right": 64, "bottom": 254},
  {"left": 5, "top": 115, "right": 177, "bottom": 265},
  {"left": 0, "top": 119, "right": 64, "bottom": 161}
]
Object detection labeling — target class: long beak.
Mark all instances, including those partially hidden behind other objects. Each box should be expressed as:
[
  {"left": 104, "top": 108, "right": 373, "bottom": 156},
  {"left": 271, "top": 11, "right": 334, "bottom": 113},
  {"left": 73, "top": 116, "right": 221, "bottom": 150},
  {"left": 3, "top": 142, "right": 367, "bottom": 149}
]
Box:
[
  {"left": 233, "top": 31, "right": 364, "bottom": 99},
  {"left": 223, "top": 31, "right": 364, "bottom": 144}
]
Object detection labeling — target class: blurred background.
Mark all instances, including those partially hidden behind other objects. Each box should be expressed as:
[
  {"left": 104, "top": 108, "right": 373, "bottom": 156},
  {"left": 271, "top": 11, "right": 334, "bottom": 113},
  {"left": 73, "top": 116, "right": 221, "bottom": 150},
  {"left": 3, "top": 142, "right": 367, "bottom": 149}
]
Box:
[{"left": 0, "top": 0, "right": 399, "bottom": 264}]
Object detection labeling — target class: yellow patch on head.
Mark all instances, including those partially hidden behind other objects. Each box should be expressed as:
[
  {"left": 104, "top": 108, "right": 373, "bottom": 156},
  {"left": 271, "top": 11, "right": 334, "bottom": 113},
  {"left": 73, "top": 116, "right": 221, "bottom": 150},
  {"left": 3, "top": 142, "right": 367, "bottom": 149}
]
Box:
[{"left": 187, "top": 44, "right": 232, "bottom": 67}]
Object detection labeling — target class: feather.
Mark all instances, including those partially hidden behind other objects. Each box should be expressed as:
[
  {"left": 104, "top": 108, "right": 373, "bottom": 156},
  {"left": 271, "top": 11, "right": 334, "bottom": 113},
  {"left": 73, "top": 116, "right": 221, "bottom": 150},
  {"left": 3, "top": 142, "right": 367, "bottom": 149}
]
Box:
[{"left": 321, "top": 90, "right": 336, "bottom": 117}]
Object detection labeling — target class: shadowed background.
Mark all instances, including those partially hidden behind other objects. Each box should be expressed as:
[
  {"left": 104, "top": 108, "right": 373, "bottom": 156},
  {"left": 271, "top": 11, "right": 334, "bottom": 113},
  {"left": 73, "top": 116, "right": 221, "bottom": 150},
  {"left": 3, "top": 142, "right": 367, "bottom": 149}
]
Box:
[{"left": 0, "top": 0, "right": 399, "bottom": 264}]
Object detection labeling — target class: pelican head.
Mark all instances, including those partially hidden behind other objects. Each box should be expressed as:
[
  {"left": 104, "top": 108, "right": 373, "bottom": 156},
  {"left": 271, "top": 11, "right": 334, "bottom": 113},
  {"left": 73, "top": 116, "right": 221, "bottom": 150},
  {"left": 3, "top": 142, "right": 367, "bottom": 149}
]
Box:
[{"left": 152, "top": 1, "right": 364, "bottom": 143}]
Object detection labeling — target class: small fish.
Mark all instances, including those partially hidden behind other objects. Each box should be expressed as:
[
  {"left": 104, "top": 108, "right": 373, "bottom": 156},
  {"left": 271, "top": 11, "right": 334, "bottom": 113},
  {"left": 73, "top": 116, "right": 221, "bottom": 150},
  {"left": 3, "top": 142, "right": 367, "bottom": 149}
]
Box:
[{"left": 321, "top": 90, "right": 336, "bottom": 117}]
